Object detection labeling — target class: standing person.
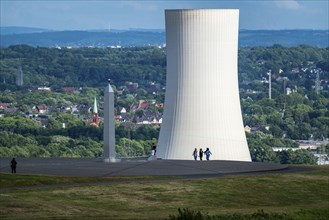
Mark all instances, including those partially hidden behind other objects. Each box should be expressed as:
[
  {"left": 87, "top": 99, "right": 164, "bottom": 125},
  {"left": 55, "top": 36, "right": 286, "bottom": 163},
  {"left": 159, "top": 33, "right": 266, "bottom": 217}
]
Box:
[
  {"left": 10, "top": 158, "right": 17, "bottom": 174},
  {"left": 192, "top": 148, "right": 198, "bottom": 160},
  {"left": 199, "top": 148, "right": 204, "bottom": 160},
  {"left": 204, "top": 148, "right": 212, "bottom": 160},
  {"left": 151, "top": 145, "right": 157, "bottom": 156}
]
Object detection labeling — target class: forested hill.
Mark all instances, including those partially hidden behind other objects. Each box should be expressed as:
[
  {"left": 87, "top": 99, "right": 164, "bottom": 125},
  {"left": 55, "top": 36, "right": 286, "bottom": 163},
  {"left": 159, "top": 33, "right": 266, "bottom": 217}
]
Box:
[
  {"left": 0, "top": 28, "right": 328, "bottom": 48},
  {"left": 239, "top": 30, "right": 328, "bottom": 48}
]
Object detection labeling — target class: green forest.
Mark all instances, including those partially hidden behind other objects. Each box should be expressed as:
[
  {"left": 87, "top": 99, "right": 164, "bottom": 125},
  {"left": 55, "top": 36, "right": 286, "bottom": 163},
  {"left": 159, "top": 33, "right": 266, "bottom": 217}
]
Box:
[{"left": 0, "top": 45, "right": 328, "bottom": 164}]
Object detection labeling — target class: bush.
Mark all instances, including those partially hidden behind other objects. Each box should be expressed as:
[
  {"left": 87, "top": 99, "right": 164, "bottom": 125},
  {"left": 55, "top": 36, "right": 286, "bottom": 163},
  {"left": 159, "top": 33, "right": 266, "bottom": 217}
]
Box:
[
  {"left": 168, "top": 208, "right": 329, "bottom": 219},
  {"left": 168, "top": 208, "right": 206, "bottom": 220},
  {"left": 168, "top": 209, "right": 291, "bottom": 220}
]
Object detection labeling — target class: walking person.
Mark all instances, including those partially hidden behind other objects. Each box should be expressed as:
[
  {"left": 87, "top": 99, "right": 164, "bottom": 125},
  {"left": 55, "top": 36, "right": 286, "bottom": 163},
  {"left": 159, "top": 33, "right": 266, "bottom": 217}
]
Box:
[
  {"left": 10, "top": 158, "right": 17, "bottom": 174},
  {"left": 192, "top": 148, "right": 198, "bottom": 160},
  {"left": 199, "top": 148, "right": 204, "bottom": 161},
  {"left": 204, "top": 148, "right": 212, "bottom": 160}
]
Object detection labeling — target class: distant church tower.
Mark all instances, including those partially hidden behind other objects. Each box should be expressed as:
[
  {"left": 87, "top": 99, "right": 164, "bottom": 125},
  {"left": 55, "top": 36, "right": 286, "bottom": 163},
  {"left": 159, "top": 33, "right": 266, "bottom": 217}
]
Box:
[
  {"left": 91, "top": 97, "right": 99, "bottom": 127},
  {"left": 16, "top": 66, "right": 23, "bottom": 86}
]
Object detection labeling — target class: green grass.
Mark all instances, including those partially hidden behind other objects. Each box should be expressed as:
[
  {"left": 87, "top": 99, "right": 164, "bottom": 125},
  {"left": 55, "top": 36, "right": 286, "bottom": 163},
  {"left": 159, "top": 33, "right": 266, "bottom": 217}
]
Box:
[
  {"left": 0, "top": 172, "right": 175, "bottom": 187},
  {"left": 0, "top": 165, "right": 328, "bottom": 220}
]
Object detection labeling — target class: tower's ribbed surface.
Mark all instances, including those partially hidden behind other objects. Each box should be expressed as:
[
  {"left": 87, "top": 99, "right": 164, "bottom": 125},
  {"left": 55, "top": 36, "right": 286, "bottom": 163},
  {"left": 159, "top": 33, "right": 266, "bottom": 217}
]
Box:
[{"left": 157, "top": 9, "right": 251, "bottom": 161}]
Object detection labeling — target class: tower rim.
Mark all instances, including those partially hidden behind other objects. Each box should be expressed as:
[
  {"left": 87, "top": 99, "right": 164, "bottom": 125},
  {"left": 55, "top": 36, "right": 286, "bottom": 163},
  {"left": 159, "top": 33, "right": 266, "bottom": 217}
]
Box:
[{"left": 165, "top": 9, "right": 239, "bottom": 12}]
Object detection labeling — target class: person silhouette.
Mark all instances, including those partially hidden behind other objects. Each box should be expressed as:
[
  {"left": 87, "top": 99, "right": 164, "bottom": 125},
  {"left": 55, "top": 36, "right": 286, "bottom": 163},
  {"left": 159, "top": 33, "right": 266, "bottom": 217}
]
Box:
[
  {"left": 199, "top": 148, "right": 204, "bottom": 160},
  {"left": 192, "top": 148, "right": 198, "bottom": 160},
  {"left": 204, "top": 148, "right": 212, "bottom": 160},
  {"left": 151, "top": 145, "right": 157, "bottom": 156},
  {"left": 10, "top": 158, "right": 17, "bottom": 174}
]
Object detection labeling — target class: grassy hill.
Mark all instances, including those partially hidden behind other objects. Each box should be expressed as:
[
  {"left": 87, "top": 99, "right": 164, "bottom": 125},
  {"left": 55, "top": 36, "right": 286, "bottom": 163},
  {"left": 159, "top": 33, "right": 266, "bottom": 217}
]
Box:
[{"left": 1, "top": 165, "right": 328, "bottom": 219}]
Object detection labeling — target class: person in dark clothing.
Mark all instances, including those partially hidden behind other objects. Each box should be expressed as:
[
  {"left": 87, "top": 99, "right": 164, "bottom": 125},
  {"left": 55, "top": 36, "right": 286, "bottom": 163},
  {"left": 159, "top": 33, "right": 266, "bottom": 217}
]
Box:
[
  {"left": 151, "top": 145, "right": 157, "bottom": 156},
  {"left": 199, "top": 148, "right": 204, "bottom": 160},
  {"left": 10, "top": 158, "right": 17, "bottom": 174},
  {"left": 192, "top": 148, "right": 198, "bottom": 160}
]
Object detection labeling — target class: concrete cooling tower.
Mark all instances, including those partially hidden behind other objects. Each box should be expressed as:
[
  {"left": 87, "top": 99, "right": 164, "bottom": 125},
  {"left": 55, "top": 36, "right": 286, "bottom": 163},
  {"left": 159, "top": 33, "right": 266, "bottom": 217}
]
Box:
[{"left": 157, "top": 9, "right": 251, "bottom": 161}]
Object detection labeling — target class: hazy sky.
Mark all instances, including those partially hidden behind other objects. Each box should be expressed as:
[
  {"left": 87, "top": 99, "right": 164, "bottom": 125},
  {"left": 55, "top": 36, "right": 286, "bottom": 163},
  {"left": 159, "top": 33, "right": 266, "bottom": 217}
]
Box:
[{"left": 1, "top": 0, "right": 328, "bottom": 30}]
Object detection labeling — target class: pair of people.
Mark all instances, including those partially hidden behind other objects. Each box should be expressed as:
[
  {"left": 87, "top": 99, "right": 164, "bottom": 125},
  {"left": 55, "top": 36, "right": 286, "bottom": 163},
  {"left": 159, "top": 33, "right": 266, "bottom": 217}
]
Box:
[{"left": 193, "top": 148, "right": 212, "bottom": 160}]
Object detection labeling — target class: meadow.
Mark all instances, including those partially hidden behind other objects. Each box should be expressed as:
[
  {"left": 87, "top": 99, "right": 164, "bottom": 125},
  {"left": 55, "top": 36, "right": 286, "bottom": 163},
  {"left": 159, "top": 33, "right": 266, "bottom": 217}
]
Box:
[{"left": 0, "top": 165, "right": 328, "bottom": 220}]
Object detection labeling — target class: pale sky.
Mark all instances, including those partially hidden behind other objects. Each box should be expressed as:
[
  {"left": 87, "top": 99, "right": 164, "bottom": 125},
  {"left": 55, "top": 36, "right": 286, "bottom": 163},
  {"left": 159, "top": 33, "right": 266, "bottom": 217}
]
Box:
[{"left": 1, "top": 0, "right": 328, "bottom": 30}]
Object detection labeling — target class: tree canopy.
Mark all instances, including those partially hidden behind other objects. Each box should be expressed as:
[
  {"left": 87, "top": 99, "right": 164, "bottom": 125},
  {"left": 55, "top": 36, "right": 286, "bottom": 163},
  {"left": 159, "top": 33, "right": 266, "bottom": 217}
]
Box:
[{"left": 0, "top": 44, "right": 328, "bottom": 163}]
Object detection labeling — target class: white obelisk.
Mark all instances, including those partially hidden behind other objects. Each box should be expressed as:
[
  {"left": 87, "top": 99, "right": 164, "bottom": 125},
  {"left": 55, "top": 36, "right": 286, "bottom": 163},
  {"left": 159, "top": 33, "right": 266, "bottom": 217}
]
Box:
[{"left": 103, "top": 80, "right": 117, "bottom": 162}]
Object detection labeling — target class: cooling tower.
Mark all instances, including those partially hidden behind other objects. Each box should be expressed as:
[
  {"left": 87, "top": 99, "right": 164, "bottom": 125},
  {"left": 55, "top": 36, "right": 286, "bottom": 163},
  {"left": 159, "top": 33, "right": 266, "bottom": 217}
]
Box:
[{"left": 157, "top": 9, "right": 251, "bottom": 161}]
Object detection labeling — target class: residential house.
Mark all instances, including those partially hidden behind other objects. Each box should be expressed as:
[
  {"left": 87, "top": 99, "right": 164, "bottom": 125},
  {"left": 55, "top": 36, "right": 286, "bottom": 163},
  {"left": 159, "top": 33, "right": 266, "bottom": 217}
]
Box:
[
  {"left": 36, "top": 105, "right": 48, "bottom": 114},
  {"left": 244, "top": 125, "right": 251, "bottom": 133},
  {"left": 125, "top": 82, "right": 139, "bottom": 91},
  {"left": 63, "top": 87, "right": 79, "bottom": 94},
  {"left": 37, "top": 86, "right": 51, "bottom": 92},
  {"left": 119, "top": 107, "right": 127, "bottom": 114},
  {"left": 0, "top": 103, "right": 11, "bottom": 110}
]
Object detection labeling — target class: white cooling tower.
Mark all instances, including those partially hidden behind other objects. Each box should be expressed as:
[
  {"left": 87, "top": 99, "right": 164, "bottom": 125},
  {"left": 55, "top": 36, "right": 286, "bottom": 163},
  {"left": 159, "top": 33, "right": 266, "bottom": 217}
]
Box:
[{"left": 157, "top": 9, "right": 251, "bottom": 161}]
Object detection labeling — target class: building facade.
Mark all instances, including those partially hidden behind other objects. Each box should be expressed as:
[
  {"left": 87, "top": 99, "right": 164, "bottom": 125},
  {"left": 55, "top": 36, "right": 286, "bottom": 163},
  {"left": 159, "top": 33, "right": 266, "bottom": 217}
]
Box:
[{"left": 157, "top": 9, "right": 251, "bottom": 161}]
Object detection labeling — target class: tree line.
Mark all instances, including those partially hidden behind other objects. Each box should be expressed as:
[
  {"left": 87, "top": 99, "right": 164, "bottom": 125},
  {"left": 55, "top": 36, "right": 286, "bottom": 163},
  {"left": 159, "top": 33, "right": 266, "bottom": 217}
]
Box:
[{"left": 0, "top": 44, "right": 328, "bottom": 164}]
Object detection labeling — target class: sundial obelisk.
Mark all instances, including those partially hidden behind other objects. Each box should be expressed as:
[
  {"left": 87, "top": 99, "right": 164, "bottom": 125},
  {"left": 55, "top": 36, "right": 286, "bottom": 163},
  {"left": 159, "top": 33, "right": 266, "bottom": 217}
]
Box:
[{"left": 103, "top": 80, "right": 117, "bottom": 162}]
